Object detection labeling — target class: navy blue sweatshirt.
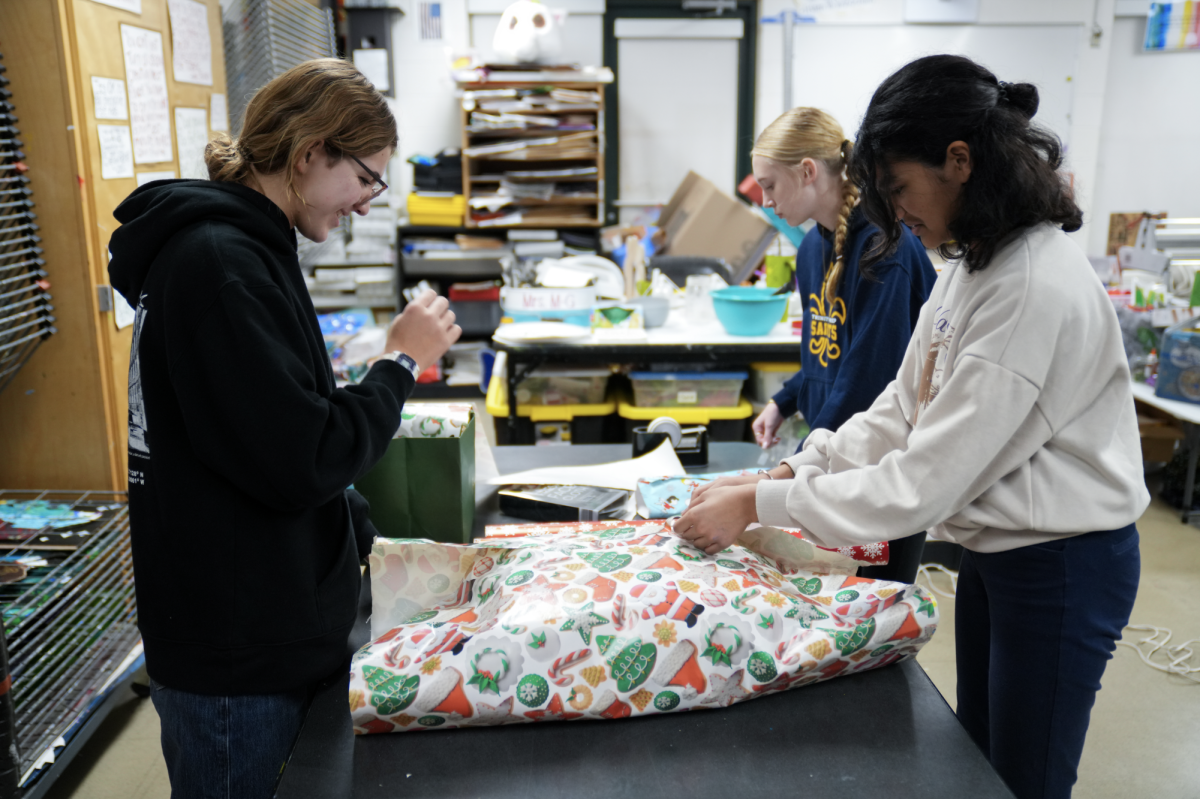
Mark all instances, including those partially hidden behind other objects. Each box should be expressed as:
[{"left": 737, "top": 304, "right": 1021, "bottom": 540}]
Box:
[
  {"left": 109, "top": 180, "right": 413, "bottom": 695},
  {"left": 773, "top": 209, "right": 936, "bottom": 439}
]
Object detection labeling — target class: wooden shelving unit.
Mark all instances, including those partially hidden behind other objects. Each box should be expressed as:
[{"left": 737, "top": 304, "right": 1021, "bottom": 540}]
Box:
[{"left": 456, "top": 68, "right": 613, "bottom": 230}]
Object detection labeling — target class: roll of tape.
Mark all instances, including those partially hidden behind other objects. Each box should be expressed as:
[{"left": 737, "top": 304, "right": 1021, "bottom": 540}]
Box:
[{"left": 647, "top": 416, "right": 683, "bottom": 448}]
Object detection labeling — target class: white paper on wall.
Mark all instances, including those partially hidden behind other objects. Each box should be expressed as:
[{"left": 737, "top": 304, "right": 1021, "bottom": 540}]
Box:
[
  {"left": 353, "top": 49, "right": 390, "bottom": 92},
  {"left": 91, "top": 77, "right": 129, "bottom": 120},
  {"left": 167, "top": 0, "right": 213, "bottom": 86},
  {"left": 97, "top": 125, "right": 135, "bottom": 180},
  {"left": 136, "top": 170, "right": 176, "bottom": 186},
  {"left": 174, "top": 107, "right": 209, "bottom": 180},
  {"left": 89, "top": 0, "right": 142, "bottom": 13},
  {"left": 121, "top": 25, "right": 173, "bottom": 164},
  {"left": 114, "top": 291, "right": 137, "bottom": 329},
  {"left": 210, "top": 93, "right": 228, "bottom": 132}
]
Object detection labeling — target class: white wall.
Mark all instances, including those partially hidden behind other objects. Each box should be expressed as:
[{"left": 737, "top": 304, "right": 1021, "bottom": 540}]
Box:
[
  {"left": 756, "top": 0, "right": 1119, "bottom": 251},
  {"left": 1089, "top": 16, "right": 1200, "bottom": 254}
]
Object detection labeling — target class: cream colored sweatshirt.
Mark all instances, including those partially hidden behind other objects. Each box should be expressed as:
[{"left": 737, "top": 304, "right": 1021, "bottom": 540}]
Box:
[{"left": 756, "top": 223, "right": 1150, "bottom": 553}]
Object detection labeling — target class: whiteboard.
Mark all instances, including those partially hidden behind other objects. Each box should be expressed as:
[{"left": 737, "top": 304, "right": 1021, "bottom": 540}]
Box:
[{"left": 791, "top": 24, "right": 1082, "bottom": 147}]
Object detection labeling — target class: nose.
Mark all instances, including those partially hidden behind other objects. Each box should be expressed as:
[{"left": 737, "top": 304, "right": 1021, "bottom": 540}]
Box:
[
  {"left": 353, "top": 196, "right": 372, "bottom": 215},
  {"left": 762, "top": 194, "right": 774, "bottom": 209}
]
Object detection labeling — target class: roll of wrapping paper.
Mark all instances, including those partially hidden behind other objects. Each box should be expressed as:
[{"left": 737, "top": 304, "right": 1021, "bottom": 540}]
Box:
[{"left": 0, "top": 623, "right": 17, "bottom": 799}]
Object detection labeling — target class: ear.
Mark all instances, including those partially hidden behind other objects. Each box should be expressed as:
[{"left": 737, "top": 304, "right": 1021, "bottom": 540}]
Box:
[
  {"left": 945, "top": 141, "right": 972, "bottom": 185},
  {"left": 798, "top": 157, "right": 819, "bottom": 186},
  {"left": 295, "top": 140, "right": 325, "bottom": 175}
]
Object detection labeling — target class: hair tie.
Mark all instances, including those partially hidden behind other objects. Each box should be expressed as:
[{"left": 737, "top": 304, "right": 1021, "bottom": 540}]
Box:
[{"left": 995, "top": 81, "right": 1010, "bottom": 106}]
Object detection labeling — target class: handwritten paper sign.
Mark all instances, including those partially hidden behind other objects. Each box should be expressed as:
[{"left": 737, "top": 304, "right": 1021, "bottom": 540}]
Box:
[
  {"left": 121, "top": 25, "right": 173, "bottom": 164},
  {"left": 167, "top": 0, "right": 213, "bottom": 86},
  {"left": 136, "top": 170, "right": 176, "bottom": 186},
  {"left": 97, "top": 125, "right": 135, "bottom": 180},
  {"left": 210, "top": 93, "right": 228, "bottom": 132},
  {"left": 175, "top": 107, "right": 209, "bottom": 180},
  {"left": 91, "top": 77, "right": 129, "bottom": 120},
  {"left": 89, "top": 0, "right": 142, "bottom": 13}
]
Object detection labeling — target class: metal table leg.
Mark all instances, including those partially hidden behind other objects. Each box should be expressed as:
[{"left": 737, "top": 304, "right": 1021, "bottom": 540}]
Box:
[{"left": 1182, "top": 421, "right": 1200, "bottom": 523}]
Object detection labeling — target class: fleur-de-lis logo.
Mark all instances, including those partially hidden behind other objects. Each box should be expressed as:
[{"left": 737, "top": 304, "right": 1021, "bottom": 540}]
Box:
[{"left": 808, "top": 291, "right": 847, "bottom": 367}]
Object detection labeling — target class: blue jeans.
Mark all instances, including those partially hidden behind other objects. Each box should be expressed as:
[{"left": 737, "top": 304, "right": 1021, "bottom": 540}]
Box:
[
  {"left": 150, "top": 679, "right": 312, "bottom": 799},
  {"left": 955, "top": 524, "right": 1140, "bottom": 799}
]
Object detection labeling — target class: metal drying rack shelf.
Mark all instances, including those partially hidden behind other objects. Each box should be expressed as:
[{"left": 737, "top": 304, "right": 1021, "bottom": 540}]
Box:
[
  {"left": 0, "top": 489, "right": 142, "bottom": 798},
  {"left": 0, "top": 49, "right": 56, "bottom": 397}
]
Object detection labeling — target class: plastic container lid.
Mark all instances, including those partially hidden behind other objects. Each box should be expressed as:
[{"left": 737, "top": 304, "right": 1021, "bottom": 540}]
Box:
[
  {"left": 525, "top": 367, "right": 612, "bottom": 378},
  {"left": 749, "top": 362, "right": 801, "bottom": 372},
  {"left": 629, "top": 371, "right": 748, "bottom": 381}
]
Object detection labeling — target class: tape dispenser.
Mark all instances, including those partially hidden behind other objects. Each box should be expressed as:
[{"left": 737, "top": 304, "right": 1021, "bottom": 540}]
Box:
[{"left": 631, "top": 416, "right": 709, "bottom": 466}]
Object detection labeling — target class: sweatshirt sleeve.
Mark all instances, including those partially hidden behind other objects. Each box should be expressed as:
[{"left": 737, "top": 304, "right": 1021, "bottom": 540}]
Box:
[
  {"left": 758, "top": 354, "right": 1050, "bottom": 547},
  {"left": 801, "top": 262, "right": 918, "bottom": 436},
  {"left": 169, "top": 280, "right": 415, "bottom": 512},
  {"left": 771, "top": 370, "right": 803, "bottom": 418}
]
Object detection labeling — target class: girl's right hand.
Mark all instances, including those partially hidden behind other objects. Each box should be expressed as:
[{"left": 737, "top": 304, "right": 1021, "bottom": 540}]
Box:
[
  {"left": 752, "top": 402, "right": 785, "bottom": 448},
  {"left": 386, "top": 290, "right": 462, "bottom": 372}
]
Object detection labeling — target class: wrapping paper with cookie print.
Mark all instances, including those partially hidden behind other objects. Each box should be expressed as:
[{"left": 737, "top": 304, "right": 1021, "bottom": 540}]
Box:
[
  {"left": 350, "top": 522, "right": 937, "bottom": 733},
  {"left": 396, "top": 403, "right": 473, "bottom": 438}
]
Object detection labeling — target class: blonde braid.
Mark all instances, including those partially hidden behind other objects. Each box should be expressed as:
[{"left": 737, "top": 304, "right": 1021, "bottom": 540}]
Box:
[{"left": 824, "top": 139, "right": 861, "bottom": 302}]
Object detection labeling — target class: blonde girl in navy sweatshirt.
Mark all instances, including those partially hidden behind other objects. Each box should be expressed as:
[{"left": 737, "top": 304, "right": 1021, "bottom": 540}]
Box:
[{"left": 750, "top": 108, "right": 936, "bottom": 582}]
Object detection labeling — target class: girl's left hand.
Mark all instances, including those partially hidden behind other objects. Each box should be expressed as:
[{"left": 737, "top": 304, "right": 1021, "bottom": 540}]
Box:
[{"left": 674, "top": 483, "right": 759, "bottom": 556}]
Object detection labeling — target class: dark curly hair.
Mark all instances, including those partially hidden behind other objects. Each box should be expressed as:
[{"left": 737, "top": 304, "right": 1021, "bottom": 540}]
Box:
[{"left": 850, "top": 54, "right": 1082, "bottom": 273}]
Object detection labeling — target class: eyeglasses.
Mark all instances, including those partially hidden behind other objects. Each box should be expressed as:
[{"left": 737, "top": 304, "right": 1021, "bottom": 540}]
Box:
[{"left": 349, "top": 154, "right": 388, "bottom": 201}]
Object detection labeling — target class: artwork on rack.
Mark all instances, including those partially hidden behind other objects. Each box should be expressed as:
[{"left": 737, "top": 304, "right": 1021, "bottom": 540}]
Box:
[
  {"left": 120, "top": 25, "right": 173, "bottom": 164},
  {"left": 91, "top": 77, "right": 129, "bottom": 120},
  {"left": 97, "top": 125, "right": 135, "bottom": 180},
  {"left": 89, "top": 0, "right": 143, "bottom": 13},
  {"left": 1145, "top": 2, "right": 1200, "bottom": 51},
  {"left": 167, "top": 0, "right": 214, "bottom": 86},
  {"left": 174, "top": 107, "right": 209, "bottom": 180}
]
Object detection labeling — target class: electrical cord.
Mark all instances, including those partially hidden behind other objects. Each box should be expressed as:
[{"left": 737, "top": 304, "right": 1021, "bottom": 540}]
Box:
[
  {"left": 1116, "top": 626, "right": 1200, "bottom": 684},
  {"left": 916, "top": 563, "right": 958, "bottom": 598}
]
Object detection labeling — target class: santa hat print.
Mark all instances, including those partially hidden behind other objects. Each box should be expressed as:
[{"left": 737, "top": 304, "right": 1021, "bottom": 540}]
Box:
[
  {"left": 413, "top": 667, "right": 474, "bottom": 718},
  {"left": 651, "top": 639, "right": 707, "bottom": 697}
]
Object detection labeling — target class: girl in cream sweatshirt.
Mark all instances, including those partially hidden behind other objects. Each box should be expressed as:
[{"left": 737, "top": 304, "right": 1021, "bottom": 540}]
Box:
[{"left": 677, "top": 55, "right": 1145, "bottom": 799}]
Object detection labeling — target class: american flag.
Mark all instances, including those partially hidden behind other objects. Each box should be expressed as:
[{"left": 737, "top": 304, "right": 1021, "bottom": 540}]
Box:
[{"left": 419, "top": 2, "right": 442, "bottom": 40}]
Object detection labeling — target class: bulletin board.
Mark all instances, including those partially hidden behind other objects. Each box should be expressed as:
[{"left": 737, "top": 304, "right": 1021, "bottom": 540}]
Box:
[{"left": 73, "top": 0, "right": 226, "bottom": 482}]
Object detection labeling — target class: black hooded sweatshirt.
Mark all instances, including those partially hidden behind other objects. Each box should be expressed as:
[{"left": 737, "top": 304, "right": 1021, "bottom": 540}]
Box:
[{"left": 109, "top": 180, "right": 413, "bottom": 695}]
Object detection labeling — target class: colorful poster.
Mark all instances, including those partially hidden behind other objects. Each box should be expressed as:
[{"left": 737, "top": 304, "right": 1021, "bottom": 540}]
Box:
[
  {"left": 1145, "top": 2, "right": 1200, "bottom": 51},
  {"left": 121, "top": 25, "right": 173, "bottom": 164}
]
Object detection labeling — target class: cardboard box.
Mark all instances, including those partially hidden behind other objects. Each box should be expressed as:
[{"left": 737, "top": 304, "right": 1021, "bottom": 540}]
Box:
[
  {"left": 657, "top": 171, "right": 776, "bottom": 284},
  {"left": 1135, "top": 406, "right": 1185, "bottom": 462}
]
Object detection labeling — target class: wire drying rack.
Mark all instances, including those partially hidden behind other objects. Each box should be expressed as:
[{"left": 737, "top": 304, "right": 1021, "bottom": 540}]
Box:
[
  {"left": 0, "top": 49, "right": 57, "bottom": 397},
  {"left": 0, "top": 489, "right": 140, "bottom": 794},
  {"left": 222, "top": 0, "right": 335, "bottom": 136}
]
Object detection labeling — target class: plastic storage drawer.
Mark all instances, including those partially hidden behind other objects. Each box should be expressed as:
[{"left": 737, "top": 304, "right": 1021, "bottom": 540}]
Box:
[
  {"left": 617, "top": 395, "right": 754, "bottom": 443},
  {"left": 516, "top": 367, "right": 610, "bottom": 406},
  {"left": 629, "top": 371, "right": 748, "bottom": 408},
  {"left": 749, "top": 362, "right": 800, "bottom": 402},
  {"left": 486, "top": 375, "right": 619, "bottom": 446}
]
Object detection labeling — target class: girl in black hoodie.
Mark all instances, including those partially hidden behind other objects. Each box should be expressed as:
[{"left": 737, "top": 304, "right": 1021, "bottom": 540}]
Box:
[{"left": 108, "top": 59, "right": 459, "bottom": 799}]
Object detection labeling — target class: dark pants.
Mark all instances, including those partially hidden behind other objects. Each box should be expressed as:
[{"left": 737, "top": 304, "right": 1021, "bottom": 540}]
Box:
[
  {"left": 150, "top": 679, "right": 312, "bottom": 799},
  {"left": 857, "top": 530, "right": 926, "bottom": 583},
  {"left": 955, "top": 524, "right": 1140, "bottom": 799}
]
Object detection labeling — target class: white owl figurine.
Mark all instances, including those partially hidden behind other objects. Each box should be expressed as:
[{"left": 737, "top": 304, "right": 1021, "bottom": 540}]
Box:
[{"left": 492, "top": 0, "right": 568, "bottom": 65}]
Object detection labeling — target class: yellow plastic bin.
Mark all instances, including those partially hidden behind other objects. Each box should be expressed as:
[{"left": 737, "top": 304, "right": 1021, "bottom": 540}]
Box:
[
  {"left": 486, "top": 374, "right": 618, "bottom": 445},
  {"left": 616, "top": 393, "right": 754, "bottom": 442},
  {"left": 749, "top": 362, "right": 800, "bottom": 402},
  {"left": 407, "top": 193, "right": 466, "bottom": 226}
]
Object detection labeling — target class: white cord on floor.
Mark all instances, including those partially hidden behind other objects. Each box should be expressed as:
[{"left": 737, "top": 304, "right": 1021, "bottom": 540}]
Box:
[
  {"left": 916, "top": 563, "right": 959, "bottom": 598},
  {"left": 1117, "top": 625, "right": 1200, "bottom": 684}
]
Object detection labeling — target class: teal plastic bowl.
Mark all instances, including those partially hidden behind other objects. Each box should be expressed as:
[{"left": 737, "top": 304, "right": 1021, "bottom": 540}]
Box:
[{"left": 710, "top": 286, "right": 788, "bottom": 336}]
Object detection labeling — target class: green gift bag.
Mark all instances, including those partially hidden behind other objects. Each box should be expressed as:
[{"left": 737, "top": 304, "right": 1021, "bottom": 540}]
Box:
[{"left": 354, "top": 403, "right": 475, "bottom": 544}]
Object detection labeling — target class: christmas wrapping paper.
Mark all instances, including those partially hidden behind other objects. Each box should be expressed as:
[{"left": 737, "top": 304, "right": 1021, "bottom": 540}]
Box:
[
  {"left": 351, "top": 521, "right": 934, "bottom": 734},
  {"left": 396, "top": 403, "right": 474, "bottom": 439}
]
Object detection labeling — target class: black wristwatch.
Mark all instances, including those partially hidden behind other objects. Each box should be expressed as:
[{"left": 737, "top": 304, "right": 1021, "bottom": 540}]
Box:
[{"left": 381, "top": 351, "right": 421, "bottom": 380}]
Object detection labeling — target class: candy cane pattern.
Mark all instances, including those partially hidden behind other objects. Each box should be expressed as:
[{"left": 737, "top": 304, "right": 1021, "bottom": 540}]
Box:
[
  {"left": 611, "top": 594, "right": 629, "bottom": 630},
  {"left": 775, "top": 639, "right": 802, "bottom": 667},
  {"left": 732, "top": 588, "right": 760, "bottom": 615},
  {"left": 548, "top": 649, "right": 593, "bottom": 686}
]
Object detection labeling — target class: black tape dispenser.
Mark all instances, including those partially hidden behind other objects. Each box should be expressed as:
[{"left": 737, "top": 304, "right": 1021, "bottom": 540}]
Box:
[{"left": 631, "top": 416, "right": 709, "bottom": 466}]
